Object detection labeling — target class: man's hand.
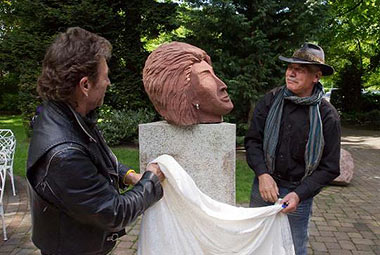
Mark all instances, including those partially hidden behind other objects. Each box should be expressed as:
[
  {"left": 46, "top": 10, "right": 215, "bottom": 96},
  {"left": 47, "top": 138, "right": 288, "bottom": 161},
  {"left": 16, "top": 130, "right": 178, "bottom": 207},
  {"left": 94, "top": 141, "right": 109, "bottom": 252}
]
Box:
[
  {"left": 124, "top": 173, "right": 142, "bottom": 186},
  {"left": 281, "top": 192, "right": 300, "bottom": 213},
  {"left": 147, "top": 163, "right": 165, "bottom": 182},
  {"left": 258, "top": 173, "right": 279, "bottom": 203}
]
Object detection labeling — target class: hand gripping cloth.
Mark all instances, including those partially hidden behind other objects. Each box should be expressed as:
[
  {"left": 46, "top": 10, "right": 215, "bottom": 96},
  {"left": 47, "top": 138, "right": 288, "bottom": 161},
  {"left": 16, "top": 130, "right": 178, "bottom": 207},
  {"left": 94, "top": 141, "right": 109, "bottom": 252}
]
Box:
[{"left": 138, "top": 155, "right": 295, "bottom": 255}]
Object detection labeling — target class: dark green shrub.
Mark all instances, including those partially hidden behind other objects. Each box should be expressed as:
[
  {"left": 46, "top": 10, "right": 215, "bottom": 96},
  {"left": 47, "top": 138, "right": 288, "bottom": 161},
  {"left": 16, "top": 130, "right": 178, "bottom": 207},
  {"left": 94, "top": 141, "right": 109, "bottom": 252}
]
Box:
[
  {"left": 97, "top": 106, "right": 156, "bottom": 146},
  {"left": 330, "top": 88, "right": 343, "bottom": 112},
  {"left": 0, "top": 93, "right": 21, "bottom": 113},
  {"left": 341, "top": 110, "right": 380, "bottom": 128},
  {"left": 237, "top": 123, "right": 249, "bottom": 137},
  {"left": 361, "top": 92, "right": 380, "bottom": 112},
  {"left": 236, "top": 136, "right": 245, "bottom": 147}
]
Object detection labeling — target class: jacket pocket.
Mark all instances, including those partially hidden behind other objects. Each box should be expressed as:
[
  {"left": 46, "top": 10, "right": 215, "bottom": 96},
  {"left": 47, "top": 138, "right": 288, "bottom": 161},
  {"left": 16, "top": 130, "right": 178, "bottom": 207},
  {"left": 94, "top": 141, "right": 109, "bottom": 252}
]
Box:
[
  {"left": 60, "top": 213, "right": 108, "bottom": 254},
  {"left": 28, "top": 182, "right": 60, "bottom": 253}
]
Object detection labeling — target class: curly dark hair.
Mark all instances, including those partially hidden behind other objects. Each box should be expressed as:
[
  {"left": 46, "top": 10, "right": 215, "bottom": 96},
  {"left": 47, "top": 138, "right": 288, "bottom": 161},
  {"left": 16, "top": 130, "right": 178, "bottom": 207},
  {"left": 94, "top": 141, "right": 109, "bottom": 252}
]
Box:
[{"left": 37, "top": 27, "right": 112, "bottom": 102}]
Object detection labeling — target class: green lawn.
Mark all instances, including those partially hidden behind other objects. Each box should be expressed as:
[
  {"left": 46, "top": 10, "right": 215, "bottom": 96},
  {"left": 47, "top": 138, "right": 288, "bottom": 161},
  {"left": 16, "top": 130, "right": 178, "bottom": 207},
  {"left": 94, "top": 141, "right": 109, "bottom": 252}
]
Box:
[
  {"left": 0, "top": 115, "right": 254, "bottom": 203},
  {"left": 236, "top": 159, "right": 254, "bottom": 203},
  {"left": 0, "top": 115, "right": 29, "bottom": 177}
]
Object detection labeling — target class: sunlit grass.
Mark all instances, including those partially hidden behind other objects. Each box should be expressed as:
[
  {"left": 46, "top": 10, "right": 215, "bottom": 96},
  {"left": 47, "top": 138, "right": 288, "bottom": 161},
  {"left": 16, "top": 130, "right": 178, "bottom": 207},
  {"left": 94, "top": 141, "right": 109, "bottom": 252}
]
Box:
[
  {"left": 0, "top": 115, "right": 29, "bottom": 177},
  {"left": 236, "top": 159, "right": 254, "bottom": 203},
  {"left": 0, "top": 119, "right": 23, "bottom": 125},
  {"left": 112, "top": 146, "right": 140, "bottom": 172},
  {"left": 0, "top": 115, "right": 254, "bottom": 203}
]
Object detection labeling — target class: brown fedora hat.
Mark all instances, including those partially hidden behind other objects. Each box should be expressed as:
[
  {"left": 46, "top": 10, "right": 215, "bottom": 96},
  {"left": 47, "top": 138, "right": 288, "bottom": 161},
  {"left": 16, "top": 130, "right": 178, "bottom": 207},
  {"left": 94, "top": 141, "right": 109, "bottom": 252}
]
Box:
[{"left": 279, "top": 43, "right": 334, "bottom": 76}]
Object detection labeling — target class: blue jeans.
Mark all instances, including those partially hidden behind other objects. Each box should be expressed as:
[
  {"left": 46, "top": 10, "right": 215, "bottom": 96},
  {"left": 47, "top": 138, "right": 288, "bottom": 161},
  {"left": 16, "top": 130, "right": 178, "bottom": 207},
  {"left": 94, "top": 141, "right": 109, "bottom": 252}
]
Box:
[{"left": 250, "top": 177, "right": 313, "bottom": 255}]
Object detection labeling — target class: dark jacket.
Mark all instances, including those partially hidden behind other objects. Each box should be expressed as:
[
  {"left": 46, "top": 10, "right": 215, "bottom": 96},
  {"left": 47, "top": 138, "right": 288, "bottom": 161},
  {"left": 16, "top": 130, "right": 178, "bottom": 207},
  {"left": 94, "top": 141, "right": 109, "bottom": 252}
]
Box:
[
  {"left": 245, "top": 86, "right": 341, "bottom": 201},
  {"left": 27, "top": 101, "right": 163, "bottom": 255}
]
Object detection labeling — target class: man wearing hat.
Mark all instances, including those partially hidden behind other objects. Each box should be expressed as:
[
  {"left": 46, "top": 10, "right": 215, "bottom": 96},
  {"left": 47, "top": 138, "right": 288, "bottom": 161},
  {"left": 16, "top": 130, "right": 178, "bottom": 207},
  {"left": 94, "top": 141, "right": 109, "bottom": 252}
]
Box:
[{"left": 244, "top": 43, "right": 341, "bottom": 254}]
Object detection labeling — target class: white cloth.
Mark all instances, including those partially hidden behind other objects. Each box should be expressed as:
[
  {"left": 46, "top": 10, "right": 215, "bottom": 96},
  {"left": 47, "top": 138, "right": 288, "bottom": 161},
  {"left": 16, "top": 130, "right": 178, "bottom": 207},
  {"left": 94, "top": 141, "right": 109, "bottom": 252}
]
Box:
[{"left": 138, "top": 155, "right": 295, "bottom": 255}]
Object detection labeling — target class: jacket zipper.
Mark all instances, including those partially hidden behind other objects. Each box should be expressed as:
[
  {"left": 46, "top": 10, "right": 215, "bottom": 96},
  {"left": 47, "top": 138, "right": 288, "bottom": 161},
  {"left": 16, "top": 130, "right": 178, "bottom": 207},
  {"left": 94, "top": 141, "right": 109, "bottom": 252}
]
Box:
[{"left": 67, "top": 104, "right": 97, "bottom": 144}]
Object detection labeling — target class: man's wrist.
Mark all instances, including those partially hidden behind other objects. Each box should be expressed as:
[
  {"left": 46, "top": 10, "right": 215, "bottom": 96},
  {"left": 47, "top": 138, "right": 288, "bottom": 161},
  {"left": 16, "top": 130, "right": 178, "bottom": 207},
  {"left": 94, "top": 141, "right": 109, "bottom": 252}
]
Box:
[
  {"left": 123, "top": 169, "right": 136, "bottom": 185},
  {"left": 258, "top": 173, "right": 271, "bottom": 179},
  {"left": 254, "top": 165, "right": 269, "bottom": 177}
]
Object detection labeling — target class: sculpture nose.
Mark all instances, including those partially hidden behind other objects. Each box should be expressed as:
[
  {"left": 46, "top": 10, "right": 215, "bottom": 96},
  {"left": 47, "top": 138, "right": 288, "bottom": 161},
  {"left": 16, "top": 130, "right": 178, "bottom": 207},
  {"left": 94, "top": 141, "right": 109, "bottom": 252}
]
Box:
[{"left": 216, "top": 77, "right": 227, "bottom": 90}]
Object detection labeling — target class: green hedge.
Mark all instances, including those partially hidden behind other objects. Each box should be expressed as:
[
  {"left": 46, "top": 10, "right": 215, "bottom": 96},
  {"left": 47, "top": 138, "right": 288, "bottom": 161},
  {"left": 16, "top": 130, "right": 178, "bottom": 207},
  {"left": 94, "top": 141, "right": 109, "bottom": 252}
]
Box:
[
  {"left": 341, "top": 110, "right": 380, "bottom": 128},
  {"left": 97, "top": 106, "right": 156, "bottom": 146},
  {"left": 0, "top": 93, "right": 21, "bottom": 113}
]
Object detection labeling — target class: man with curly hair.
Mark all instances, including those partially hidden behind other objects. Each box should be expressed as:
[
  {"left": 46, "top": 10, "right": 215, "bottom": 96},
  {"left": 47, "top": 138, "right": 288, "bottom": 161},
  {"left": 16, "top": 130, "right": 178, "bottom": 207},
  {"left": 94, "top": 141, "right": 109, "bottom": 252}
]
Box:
[{"left": 27, "top": 27, "right": 165, "bottom": 255}]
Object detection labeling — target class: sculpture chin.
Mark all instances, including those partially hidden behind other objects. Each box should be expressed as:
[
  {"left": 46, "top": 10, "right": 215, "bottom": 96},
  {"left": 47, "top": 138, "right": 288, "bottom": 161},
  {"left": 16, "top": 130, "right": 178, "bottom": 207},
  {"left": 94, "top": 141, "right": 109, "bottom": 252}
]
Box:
[
  {"left": 197, "top": 100, "right": 234, "bottom": 124},
  {"left": 198, "top": 115, "right": 223, "bottom": 124}
]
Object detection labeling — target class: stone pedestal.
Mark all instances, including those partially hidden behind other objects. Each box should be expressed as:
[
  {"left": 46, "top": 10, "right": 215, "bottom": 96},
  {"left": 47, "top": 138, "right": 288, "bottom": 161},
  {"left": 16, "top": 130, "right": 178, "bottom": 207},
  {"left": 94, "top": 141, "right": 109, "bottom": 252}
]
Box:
[
  {"left": 139, "top": 121, "right": 236, "bottom": 205},
  {"left": 332, "top": 148, "right": 354, "bottom": 185}
]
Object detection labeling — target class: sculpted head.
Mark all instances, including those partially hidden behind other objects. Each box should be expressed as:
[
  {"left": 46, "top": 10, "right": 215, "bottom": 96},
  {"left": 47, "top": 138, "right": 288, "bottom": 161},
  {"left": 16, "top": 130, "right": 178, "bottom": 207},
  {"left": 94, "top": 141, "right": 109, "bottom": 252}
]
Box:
[{"left": 143, "top": 42, "right": 233, "bottom": 126}]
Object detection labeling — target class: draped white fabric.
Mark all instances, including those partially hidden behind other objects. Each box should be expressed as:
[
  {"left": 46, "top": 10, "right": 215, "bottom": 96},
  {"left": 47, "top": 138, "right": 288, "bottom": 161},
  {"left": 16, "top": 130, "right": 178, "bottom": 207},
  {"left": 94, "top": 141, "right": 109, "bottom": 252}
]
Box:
[{"left": 138, "top": 155, "right": 295, "bottom": 255}]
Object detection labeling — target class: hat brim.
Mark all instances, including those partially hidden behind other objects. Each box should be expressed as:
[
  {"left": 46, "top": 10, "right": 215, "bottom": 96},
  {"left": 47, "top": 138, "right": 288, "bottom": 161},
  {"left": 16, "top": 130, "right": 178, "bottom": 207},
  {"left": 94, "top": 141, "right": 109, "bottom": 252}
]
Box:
[{"left": 279, "top": 56, "right": 334, "bottom": 76}]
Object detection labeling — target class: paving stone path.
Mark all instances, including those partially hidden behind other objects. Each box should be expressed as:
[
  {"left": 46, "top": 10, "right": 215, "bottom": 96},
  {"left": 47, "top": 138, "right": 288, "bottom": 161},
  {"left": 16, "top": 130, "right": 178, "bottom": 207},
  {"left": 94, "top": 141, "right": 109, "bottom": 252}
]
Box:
[
  {"left": 0, "top": 126, "right": 379, "bottom": 254},
  {"left": 307, "top": 127, "right": 380, "bottom": 255}
]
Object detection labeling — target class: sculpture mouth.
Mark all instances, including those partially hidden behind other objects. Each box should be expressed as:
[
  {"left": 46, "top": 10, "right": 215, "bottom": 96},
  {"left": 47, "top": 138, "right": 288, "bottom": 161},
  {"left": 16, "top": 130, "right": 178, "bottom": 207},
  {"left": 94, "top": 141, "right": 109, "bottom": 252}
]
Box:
[{"left": 221, "top": 95, "right": 231, "bottom": 102}]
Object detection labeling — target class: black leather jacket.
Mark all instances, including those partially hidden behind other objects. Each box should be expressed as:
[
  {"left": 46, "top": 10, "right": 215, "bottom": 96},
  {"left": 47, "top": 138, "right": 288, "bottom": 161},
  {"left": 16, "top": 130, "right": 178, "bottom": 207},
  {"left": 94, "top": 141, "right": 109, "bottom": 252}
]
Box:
[{"left": 26, "top": 101, "right": 163, "bottom": 255}]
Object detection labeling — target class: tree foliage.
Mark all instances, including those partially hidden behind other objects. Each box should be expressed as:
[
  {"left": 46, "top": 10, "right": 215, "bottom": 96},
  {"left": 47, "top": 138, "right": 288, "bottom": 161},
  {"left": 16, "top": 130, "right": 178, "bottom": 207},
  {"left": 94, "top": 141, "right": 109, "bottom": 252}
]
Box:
[
  {"left": 176, "top": 0, "right": 327, "bottom": 133},
  {"left": 320, "top": 0, "right": 380, "bottom": 112},
  {"left": 1, "top": 0, "right": 379, "bottom": 138},
  {"left": 0, "top": 0, "right": 177, "bottom": 128}
]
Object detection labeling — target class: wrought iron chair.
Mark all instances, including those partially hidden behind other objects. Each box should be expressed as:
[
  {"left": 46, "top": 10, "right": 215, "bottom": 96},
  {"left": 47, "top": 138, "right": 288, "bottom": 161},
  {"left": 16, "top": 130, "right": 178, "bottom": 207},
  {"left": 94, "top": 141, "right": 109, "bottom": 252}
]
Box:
[
  {"left": 0, "top": 129, "right": 16, "bottom": 196},
  {"left": 0, "top": 152, "right": 8, "bottom": 240}
]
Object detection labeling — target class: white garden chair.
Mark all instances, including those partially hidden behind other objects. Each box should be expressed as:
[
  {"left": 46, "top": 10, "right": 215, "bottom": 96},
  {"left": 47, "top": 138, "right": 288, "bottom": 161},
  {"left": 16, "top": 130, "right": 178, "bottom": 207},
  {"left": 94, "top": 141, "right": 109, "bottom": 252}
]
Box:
[
  {"left": 0, "top": 129, "right": 16, "bottom": 196},
  {"left": 0, "top": 152, "right": 8, "bottom": 240}
]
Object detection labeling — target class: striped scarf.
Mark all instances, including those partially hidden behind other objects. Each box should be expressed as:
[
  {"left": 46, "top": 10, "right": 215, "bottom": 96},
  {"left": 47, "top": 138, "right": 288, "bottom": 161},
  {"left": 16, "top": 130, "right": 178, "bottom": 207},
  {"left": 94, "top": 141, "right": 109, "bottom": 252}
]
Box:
[{"left": 263, "top": 83, "right": 325, "bottom": 180}]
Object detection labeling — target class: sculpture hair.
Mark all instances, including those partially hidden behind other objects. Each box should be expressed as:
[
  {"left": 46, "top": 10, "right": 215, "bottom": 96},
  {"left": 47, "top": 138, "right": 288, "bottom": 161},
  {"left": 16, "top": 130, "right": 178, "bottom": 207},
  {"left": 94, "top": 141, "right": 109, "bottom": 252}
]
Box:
[{"left": 143, "top": 42, "right": 211, "bottom": 126}]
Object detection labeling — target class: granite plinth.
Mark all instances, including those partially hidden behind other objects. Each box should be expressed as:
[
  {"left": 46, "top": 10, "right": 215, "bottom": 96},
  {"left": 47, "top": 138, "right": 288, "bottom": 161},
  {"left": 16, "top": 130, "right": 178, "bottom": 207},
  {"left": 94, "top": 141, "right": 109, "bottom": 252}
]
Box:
[
  {"left": 139, "top": 121, "right": 236, "bottom": 205},
  {"left": 332, "top": 148, "right": 354, "bottom": 185}
]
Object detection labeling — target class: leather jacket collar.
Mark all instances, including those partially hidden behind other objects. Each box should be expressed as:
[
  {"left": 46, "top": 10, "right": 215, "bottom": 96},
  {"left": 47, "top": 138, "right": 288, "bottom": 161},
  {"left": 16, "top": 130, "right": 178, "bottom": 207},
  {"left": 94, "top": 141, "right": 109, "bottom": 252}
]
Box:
[{"left": 27, "top": 101, "right": 99, "bottom": 171}]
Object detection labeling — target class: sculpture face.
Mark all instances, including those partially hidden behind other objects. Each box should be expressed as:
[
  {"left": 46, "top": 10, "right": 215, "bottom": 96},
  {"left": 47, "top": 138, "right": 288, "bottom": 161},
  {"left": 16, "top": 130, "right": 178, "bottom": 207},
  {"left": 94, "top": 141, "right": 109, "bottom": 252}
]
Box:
[
  {"left": 143, "top": 41, "right": 234, "bottom": 126},
  {"left": 190, "top": 60, "right": 233, "bottom": 123}
]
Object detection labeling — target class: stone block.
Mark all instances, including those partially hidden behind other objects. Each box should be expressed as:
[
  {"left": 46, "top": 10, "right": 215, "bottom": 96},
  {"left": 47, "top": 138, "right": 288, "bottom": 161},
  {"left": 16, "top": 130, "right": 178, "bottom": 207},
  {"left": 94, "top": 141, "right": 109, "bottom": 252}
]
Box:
[
  {"left": 139, "top": 121, "right": 236, "bottom": 205},
  {"left": 332, "top": 148, "right": 354, "bottom": 185}
]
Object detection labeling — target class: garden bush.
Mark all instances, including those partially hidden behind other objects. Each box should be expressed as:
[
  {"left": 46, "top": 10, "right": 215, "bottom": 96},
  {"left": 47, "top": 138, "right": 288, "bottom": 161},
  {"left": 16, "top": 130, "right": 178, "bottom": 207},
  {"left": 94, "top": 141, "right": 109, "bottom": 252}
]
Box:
[
  {"left": 341, "top": 110, "right": 380, "bottom": 128},
  {"left": 0, "top": 93, "right": 20, "bottom": 113},
  {"left": 361, "top": 92, "right": 380, "bottom": 112},
  {"left": 97, "top": 106, "right": 156, "bottom": 146}
]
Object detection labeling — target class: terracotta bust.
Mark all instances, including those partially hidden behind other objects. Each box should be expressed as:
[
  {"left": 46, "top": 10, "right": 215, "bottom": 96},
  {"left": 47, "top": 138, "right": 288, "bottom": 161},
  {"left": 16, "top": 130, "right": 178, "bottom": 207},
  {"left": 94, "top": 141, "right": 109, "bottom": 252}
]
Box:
[{"left": 143, "top": 42, "right": 234, "bottom": 126}]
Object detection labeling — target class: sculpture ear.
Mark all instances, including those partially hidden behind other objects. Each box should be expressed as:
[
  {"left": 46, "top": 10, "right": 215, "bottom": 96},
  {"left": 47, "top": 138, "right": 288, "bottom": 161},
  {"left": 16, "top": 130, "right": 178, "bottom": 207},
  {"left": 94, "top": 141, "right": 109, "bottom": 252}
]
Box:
[{"left": 185, "top": 86, "right": 199, "bottom": 109}]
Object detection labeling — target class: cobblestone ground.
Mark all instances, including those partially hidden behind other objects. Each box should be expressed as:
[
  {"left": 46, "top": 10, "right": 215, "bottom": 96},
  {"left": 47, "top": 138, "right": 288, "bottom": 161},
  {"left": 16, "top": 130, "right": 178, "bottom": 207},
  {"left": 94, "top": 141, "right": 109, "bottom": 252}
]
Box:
[
  {"left": 307, "top": 127, "right": 380, "bottom": 255},
  {"left": 0, "top": 127, "right": 379, "bottom": 254}
]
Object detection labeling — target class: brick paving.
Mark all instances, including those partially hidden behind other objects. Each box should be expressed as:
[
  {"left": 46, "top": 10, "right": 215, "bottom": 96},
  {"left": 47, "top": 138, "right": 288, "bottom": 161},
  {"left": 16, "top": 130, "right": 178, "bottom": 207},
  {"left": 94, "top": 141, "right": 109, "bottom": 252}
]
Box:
[
  {"left": 0, "top": 126, "right": 379, "bottom": 254},
  {"left": 306, "top": 127, "right": 380, "bottom": 255}
]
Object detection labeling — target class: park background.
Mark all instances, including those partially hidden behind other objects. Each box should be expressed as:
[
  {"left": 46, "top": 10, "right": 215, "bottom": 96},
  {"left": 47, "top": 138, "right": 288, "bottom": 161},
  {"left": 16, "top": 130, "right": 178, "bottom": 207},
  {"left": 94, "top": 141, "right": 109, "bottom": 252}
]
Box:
[{"left": 0, "top": 0, "right": 379, "bottom": 203}]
